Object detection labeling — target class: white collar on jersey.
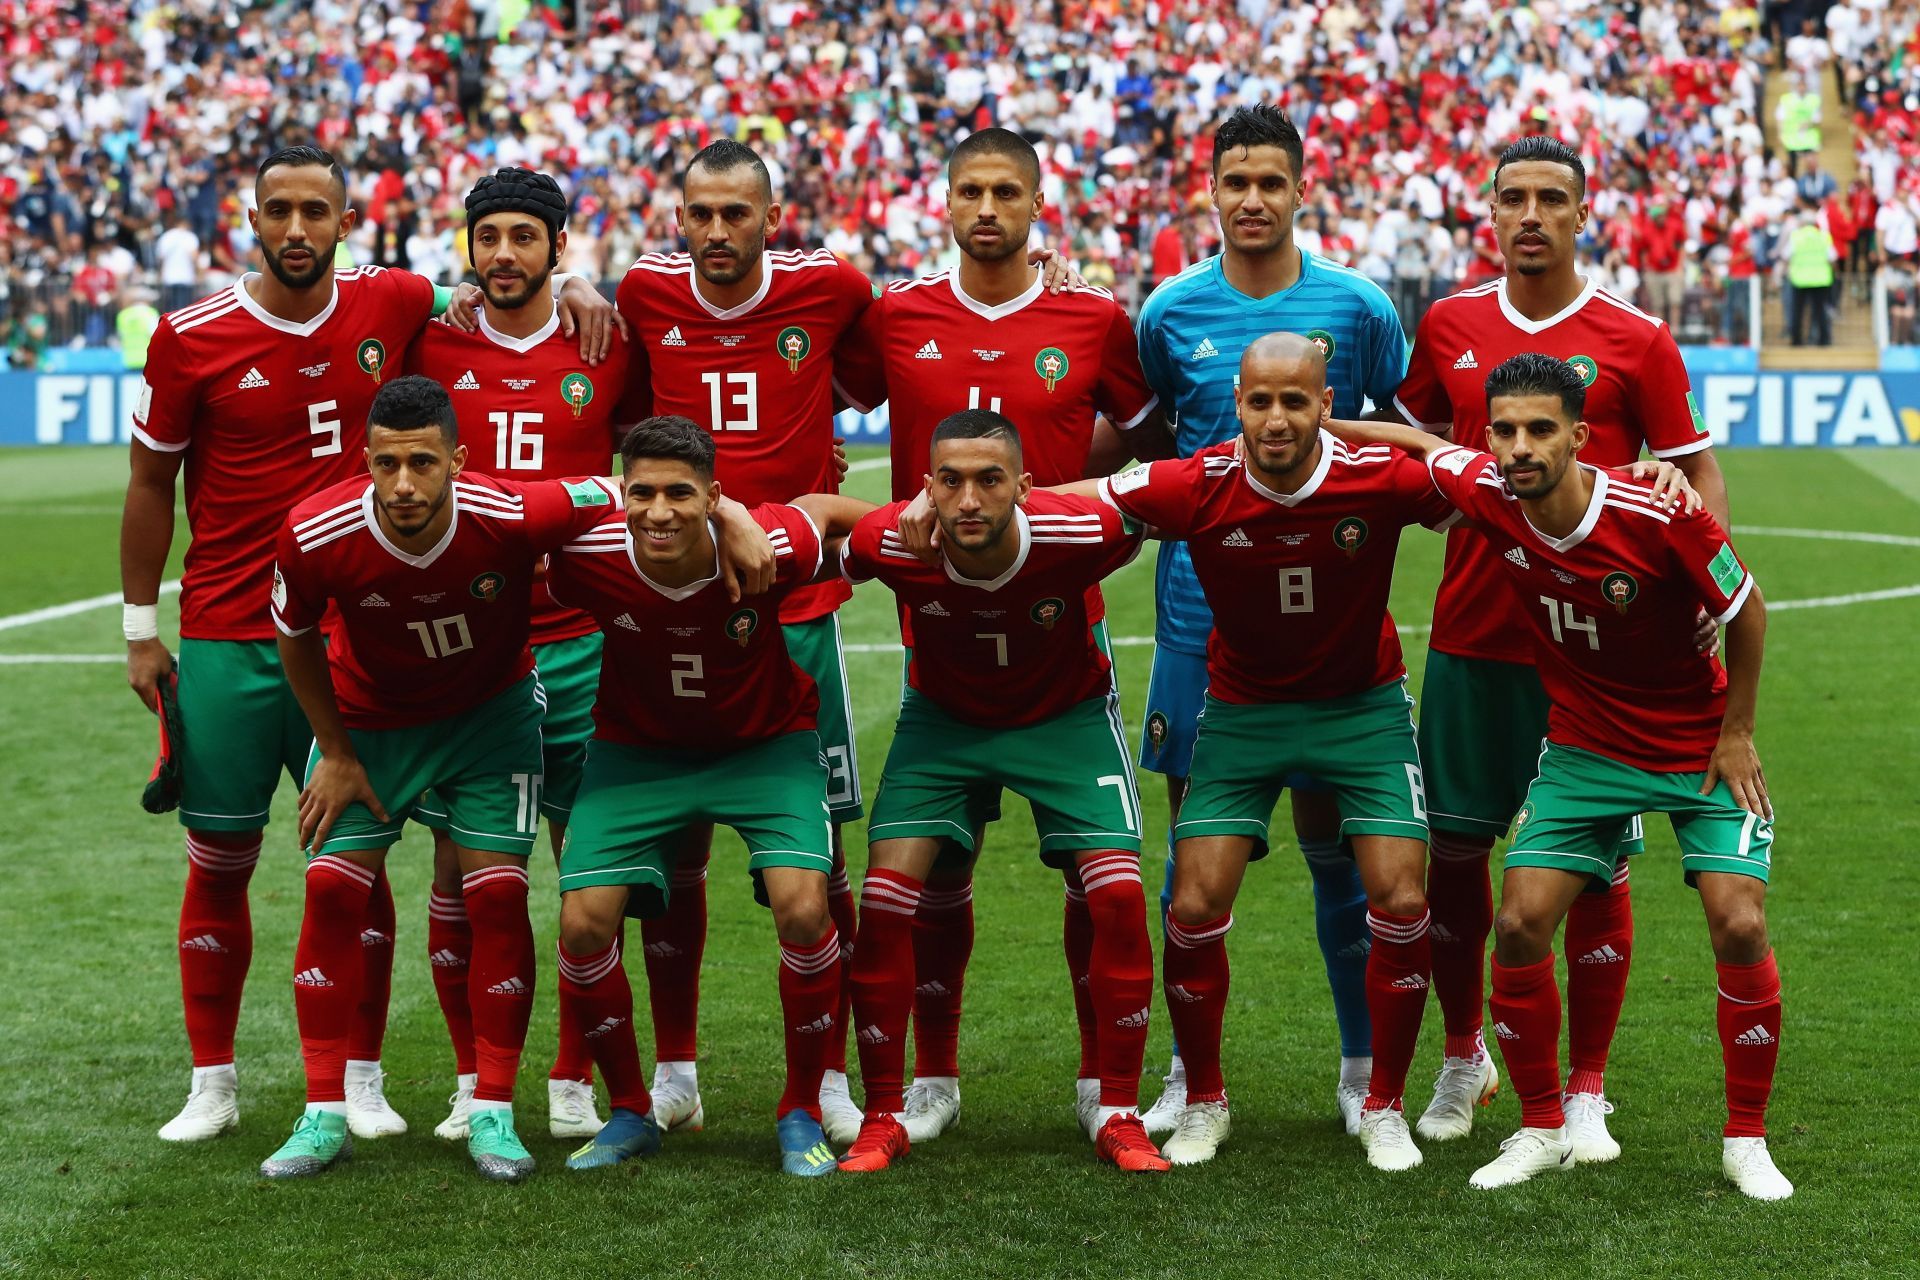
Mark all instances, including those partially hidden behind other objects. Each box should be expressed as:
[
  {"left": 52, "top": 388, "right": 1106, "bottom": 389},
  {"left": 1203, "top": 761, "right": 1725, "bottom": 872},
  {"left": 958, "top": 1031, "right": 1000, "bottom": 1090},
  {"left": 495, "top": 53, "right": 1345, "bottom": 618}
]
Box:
[
  {"left": 690, "top": 261, "right": 773, "bottom": 321},
  {"left": 940, "top": 506, "right": 1032, "bottom": 591},
  {"left": 627, "top": 518, "right": 722, "bottom": 601},
  {"left": 362, "top": 482, "right": 461, "bottom": 569},
  {"left": 1239, "top": 429, "right": 1335, "bottom": 506},
  {"left": 946, "top": 269, "right": 1044, "bottom": 322},
  {"left": 1495, "top": 275, "right": 1600, "bottom": 335},
  {"left": 477, "top": 307, "right": 561, "bottom": 353},
  {"left": 1522, "top": 465, "right": 1608, "bottom": 553},
  {"left": 232, "top": 272, "right": 340, "bottom": 337}
]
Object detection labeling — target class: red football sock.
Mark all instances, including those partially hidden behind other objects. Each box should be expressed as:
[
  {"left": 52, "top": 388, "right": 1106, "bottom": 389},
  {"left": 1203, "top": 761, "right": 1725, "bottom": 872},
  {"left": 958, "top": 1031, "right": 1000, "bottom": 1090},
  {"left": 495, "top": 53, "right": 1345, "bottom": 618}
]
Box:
[
  {"left": 427, "top": 888, "right": 476, "bottom": 1075},
  {"left": 549, "top": 984, "right": 596, "bottom": 1084},
  {"left": 1564, "top": 862, "right": 1634, "bottom": 1096},
  {"left": 642, "top": 850, "right": 710, "bottom": 1064},
  {"left": 1363, "top": 908, "right": 1433, "bottom": 1112},
  {"left": 849, "top": 868, "right": 923, "bottom": 1113},
  {"left": 1079, "top": 852, "right": 1152, "bottom": 1108},
  {"left": 911, "top": 872, "right": 973, "bottom": 1080},
  {"left": 1426, "top": 834, "right": 1493, "bottom": 1059},
  {"left": 557, "top": 939, "right": 651, "bottom": 1114},
  {"left": 824, "top": 861, "right": 857, "bottom": 1074},
  {"left": 1162, "top": 912, "right": 1233, "bottom": 1104},
  {"left": 1490, "top": 953, "right": 1565, "bottom": 1129},
  {"left": 346, "top": 869, "right": 395, "bottom": 1062},
  {"left": 1717, "top": 952, "right": 1782, "bottom": 1138},
  {"left": 777, "top": 926, "right": 843, "bottom": 1120},
  {"left": 463, "top": 865, "right": 535, "bottom": 1104},
  {"left": 294, "top": 856, "right": 373, "bottom": 1104},
  {"left": 1062, "top": 870, "right": 1098, "bottom": 1079},
  {"left": 178, "top": 832, "right": 259, "bottom": 1067}
]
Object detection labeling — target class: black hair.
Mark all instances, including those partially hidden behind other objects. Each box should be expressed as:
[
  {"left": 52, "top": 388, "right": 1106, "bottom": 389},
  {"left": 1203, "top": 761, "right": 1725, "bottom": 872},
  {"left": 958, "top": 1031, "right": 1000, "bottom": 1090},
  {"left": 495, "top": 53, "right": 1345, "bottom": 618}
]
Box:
[
  {"left": 1494, "top": 135, "right": 1587, "bottom": 200},
  {"left": 948, "top": 127, "right": 1042, "bottom": 190},
  {"left": 685, "top": 138, "right": 774, "bottom": 203},
  {"left": 622, "top": 415, "right": 717, "bottom": 480},
  {"left": 367, "top": 375, "right": 458, "bottom": 443},
  {"left": 1212, "top": 104, "right": 1304, "bottom": 182},
  {"left": 1483, "top": 352, "right": 1587, "bottom": 419},
  {"left": 930, "top": 408, "right": 1022, "bottom": 459},
  {"left": 256, "top": 145, "right": 348, "bottom": 207},
  {"left": 465, "top": 167, "right": 568, "bottom": 266}
]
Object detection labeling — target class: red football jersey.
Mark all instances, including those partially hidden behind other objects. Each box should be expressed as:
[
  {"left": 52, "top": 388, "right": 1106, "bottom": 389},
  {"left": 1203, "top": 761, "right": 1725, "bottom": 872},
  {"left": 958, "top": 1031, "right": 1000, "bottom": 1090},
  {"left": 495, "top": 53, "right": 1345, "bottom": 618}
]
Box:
[
  {"left": 616, "top": 248, "right": 873, "bottom": 623},
  {"left": 406, "top": 313, "right": 642, "bottom": 645},
  {"left": 272, "top": 473, "right": 621, "bottom": 729},
  {"left": 134, "top": 267, "right": 438, "bottom": 640},
  {"left": 546, "top": 503, "right": 824, "bottom": 750},
  {"left": 1100, "top": 435, "right": 1457, "bottom": 704},
  {"left": 1395, "top": 277, "right": 1712, "bottom": 662},
  {"left": 1425, "top": 444, "right": 1754, "bottom": 771},
  {"left": 835, "top": 269, "right": 1160, "bottom": 499},
  {"left": 841, "top": 492, "right": 1143, "bottom": 726}
]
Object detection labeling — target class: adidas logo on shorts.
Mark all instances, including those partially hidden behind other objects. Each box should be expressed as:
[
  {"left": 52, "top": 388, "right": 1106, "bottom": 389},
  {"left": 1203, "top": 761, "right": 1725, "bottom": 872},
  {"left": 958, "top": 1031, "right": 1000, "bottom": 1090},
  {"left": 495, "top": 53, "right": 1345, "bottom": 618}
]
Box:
[
  {"left": 180, "top": 933, "right": 228, "bottom": 954},
  {"left": 1221, "top": 527, "right": 1254, "bottom": 548},
  {"left": 1492, "top": 1021, "right": 1518, "bottom": 1040},
  {"left": 915, "top": 339, "right": 942, "bottom": 359},
  {"left": 793, "top": 1015, "right": 835, "bottom": 1035},
  {"left": 1578, "top": 945, "right": 1625, "bottom": 964},
  {"left": 453, "top": 370, "right": 480, "bottom": 390},
  {"left": 585, "top": 1015, "right": 626, "bottom": 1038},
  {"left": 294, "top": 967, "right": 334, "bottom": 988},
  {"left": 661, "top": 326, "right": 687, "bottom": 346},
  {"left": 486, "top": 976, "right": 530, "bottom": 996},
  {"left": 1114, "top": 1006, "right": 1150, "bottom": 1029},
  {"left": 858, "top": 1024, "right": 890, "bottom": 1045},
  {"left": 1734, "top": 1024, "right": 1776, "bottom": 1046},
  {"left": 429, "top": 948, "right": 467, "bottom": 968},
  {"left": 1505, "top": 546, "right": 1531, "bottom": 569}
]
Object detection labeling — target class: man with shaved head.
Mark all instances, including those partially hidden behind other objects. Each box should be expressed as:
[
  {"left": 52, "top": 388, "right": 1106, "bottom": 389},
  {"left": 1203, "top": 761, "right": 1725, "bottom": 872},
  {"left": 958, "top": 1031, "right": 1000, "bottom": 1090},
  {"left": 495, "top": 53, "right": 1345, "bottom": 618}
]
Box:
[{"left": 1067, "top": 331, "right": 1458, "bottom": 1171}]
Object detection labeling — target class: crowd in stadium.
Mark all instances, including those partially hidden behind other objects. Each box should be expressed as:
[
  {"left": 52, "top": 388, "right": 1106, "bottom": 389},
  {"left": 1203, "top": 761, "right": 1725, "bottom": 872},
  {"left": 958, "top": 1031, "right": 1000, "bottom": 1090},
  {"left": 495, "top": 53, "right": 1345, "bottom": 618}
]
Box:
[{"left": 3, "top": 0, "right": 1916, "bottom": 364}]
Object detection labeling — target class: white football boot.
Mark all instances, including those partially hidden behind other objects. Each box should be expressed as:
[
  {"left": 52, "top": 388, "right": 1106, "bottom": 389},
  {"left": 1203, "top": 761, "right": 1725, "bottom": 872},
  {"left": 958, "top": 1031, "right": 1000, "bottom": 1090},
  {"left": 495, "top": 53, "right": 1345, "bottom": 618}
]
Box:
[
  {"left": 158, "top": 1065, "right": 239, "bottom": 1142},
  {"left": 1470, "top": 1126, "right": 1576, "bottom": 1189},
  {"left": 344, "top": 1060, "right": 408, "bottom": 1139},
  {"left": 901, "top": 1076, "right": 961, "bottom": 1142}
]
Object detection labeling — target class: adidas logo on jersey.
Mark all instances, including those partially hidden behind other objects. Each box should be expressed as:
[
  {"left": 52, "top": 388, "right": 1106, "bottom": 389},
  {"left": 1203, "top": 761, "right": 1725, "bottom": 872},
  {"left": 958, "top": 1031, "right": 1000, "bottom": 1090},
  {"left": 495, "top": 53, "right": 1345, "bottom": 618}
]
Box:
[
  {"left": 360, "top": 593, "right": 390, "bottom": 607},
  {"left": 643, "top": 940, "right": 681, "bottom": 958},
  {"left": 486, "top": 975, "right": 530, "bottom": 996},
  {"left": 1390, "top": 973, "right": 1430, "bottom": 990},
  {"left": 1166, "top": 983, "right": 1203, "bottom": 1004},
  {"left": 453, "top": 370, "right": 480, "bottom": 390},
  {"left": 1221, "top": 527, "right": 1254, "bottom": 548},
  {"left": 915, "top": 339, "right": 942, "bottom": 359},
  {"left": 918, "top": 601, "right": 951, "bottom": 617},
  {"left": 793, "top": 1015, "right": 835, "bottom": 1035},
  {"left": 294, "top": 967, "right": 334, "bottom": 988},
  {"left": 429, "top": 948, "right": 467, "bottom": 968},
  {"left": 858, "top": 1024, "right": 891, "bottom": 1045},
  {"left": 1492, "top": 1021, "right": 1518, "bottom": 1040},
  {"left": 1453, "top": 350, "right": 1479, "bottom": 370},
  {"left": 1734, "top": 1024, "right": 1776, "bottom": 1046},
  {"left": 180, "top": 933, "right": 228, "bottom": 954},
  {"left": 1505, "top": 546, "right": 1531, "bottom": 570},
  {"left": 237, "top": 367, "right": 270, "bottom": 389},
  {"left": 585, "top": 1015, "right": 627, "bottom": 1038},
  {"left": 1114, "top": 1006, "right": 1151, "bottom": 1029},
  {"left": 914, "top": 980, "right": 951, "bottom": 997},
  {"left": 661, "top": 326, "right": 687, "bottom": 346},
  {"left": 359, "top": 929, "right": 392, "bottom": 947},
  {"left": 1191, "top": 338, "right": 1220, "bottom": 361},
  {"left": 1578, "top": 945, "right": 1626, "bottom": 965},
  {"left": 614, "top": 612, "right": 643, "bottom": 632}
]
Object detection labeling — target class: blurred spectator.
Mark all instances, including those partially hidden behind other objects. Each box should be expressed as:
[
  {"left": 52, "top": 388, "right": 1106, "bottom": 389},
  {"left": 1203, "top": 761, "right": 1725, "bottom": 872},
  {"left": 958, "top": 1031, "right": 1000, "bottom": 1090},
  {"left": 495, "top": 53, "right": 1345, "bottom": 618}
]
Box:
[
  {"left": 7, "top": 312, "right": 49, "bottom": 371},
  {"left": 1776, "top": 74, "right": 1822, "bottom": 177},
  {"left": 1784, "top": 198, "right": 1838, "bottom": 346},
  {"left": 156, "top": 216, "right": 202, "bottom": 314},
  {"left": 117, "top": 285, "right": 161, "bottom": 372},
  {"left": 1885, "top": 255, "right": 1917, "bottom": 345}
]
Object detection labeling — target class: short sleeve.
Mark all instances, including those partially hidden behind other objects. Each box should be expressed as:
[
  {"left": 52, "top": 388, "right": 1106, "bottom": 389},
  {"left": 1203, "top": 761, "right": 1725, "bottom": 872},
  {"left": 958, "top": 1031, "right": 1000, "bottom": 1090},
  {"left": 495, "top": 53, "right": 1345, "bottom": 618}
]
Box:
[
  {"left": 131, "top": 319, "right": 195, "bottom": 453},
  {"left": 835, "top": 258, "right": 880, "bottom": 330},
  {"left": 270, "top": 521, "right": 327, "bottom": 637},
  {"left": 832, "top": 296, "right": 888, "bottom": 413},
  {"left": 521, "top": 476, "right": 623, "bottom": 552},
  {"left": 615, "top": 269, "right": 654, "bottom": 411},
  {"left": 1393, "top": 313, "right": 1452, "bottom": 433},
  {"left": 1360, "top": 288, "right": 1410, "bottom": 410},
  {"left": 1095, "top": 300, "right": 1160, "bottom": 430},
  {"left": 386, "top": 267, "right": 439, "bottom": 332},
  {"left": 1633, "top": 326, "right": 1713, "bottom": 459},
  {"left": 1097, "top": 456, "right": 1200, "bottom": 538},
  {"left": 1668, "top": 508, "right": 1755, "bottom": 624}
]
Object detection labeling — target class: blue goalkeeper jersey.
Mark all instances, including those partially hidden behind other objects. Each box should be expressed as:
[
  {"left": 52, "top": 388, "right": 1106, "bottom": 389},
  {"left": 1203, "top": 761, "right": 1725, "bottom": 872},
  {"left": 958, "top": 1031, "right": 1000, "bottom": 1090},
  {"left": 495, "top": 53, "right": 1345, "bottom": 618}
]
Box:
[{"left": 1136, "top": 249, "right": 1409, "bottom": 655}]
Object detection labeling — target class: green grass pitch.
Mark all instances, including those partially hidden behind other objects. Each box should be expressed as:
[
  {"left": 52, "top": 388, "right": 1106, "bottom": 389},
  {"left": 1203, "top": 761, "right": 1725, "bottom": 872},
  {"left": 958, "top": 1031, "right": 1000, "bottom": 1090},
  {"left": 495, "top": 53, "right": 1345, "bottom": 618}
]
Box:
[{"left": 1, "top": 445, "right": 1916, "bottom": 1278}]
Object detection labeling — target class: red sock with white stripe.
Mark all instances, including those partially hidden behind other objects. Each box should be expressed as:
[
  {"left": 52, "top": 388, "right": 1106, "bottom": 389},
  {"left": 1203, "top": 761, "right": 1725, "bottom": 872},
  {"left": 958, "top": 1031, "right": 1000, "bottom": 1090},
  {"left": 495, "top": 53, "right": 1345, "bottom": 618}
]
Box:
[
  {"left": 823, "top": 861, "right": 857, "bottom": 1074},
  {"left": 463, "top": 864, "right": 534, "bottom": 1105},
  {"left": 1425, "top": 834, "right": 1493, "bottom": 1060},
  {"left": 849, "top": 868, "right": 923, "bottom": 1113},
  {"left": 178, "top": 831, "right": 259, "bottom": 1068},
  {"left": 346, "top": 869, "right": 395, "bottom": 1064},
  {"left": 1162, "top": 912, "right": 1233, "bottom": 1104},
  {"left": 556, "top": 939, "right": 652, "bottom": 1114},
  {"left": 1363, "top": 908, "right": 1433, "bottom": 1111},
  {"left": 294, "top": 856, "right": 373, "bottom": 1104},
  {"left": 1062, "top": 871, "right": 1098, "bottom": 1081},
  {"left": 427, "top": 889, "right": 476, "bottom": 1075},
  {"left": 1490, "top": 953, "right": 1565, "bottom": 1129},
  {"left": 1079, "top": 852, "right": 1152, "bottom": 1109},
  {"left": 642, "top": 851, "right": 710, "bottom": 1066},
  {"left": 777, "top": 927, "right": 843, "bottom": 1120},
  {"left": 911, "top": 871, "right": 973, "bottom": 1081},
  {"left": 1564, "top": 863, "right": 1634, "bottom": 1097},
  {"left": 1717, "top": 952, "right": 1782, "bottom": 1138}
]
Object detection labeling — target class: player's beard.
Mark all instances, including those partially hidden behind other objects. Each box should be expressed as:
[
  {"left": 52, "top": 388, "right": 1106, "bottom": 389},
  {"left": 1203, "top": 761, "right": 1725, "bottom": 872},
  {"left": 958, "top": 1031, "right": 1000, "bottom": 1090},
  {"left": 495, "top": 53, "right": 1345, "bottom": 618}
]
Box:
[
  {"left": 381, "top": 483, "right": 449, "bottom": 538},
  {"left": 957, "top": 218, "right": 1027, "bottom": 264},
  {"left": 695, "top": 231, "right": 765, "bottom": 286},
  {"left": 1502, "top": 454, "right": 1566, "bottom": 498},
  {"left": 481, "top": 264, "right": 553, "bottom": 310},
  {"left": 1246, "top": 427, "right": 1316, "bottom": 480},
  {"left": 260, "top": 238, "right": 331, "bottom": 290},
  {"left": 938, "top": 506, "right": 1012, "bottom": 553}
]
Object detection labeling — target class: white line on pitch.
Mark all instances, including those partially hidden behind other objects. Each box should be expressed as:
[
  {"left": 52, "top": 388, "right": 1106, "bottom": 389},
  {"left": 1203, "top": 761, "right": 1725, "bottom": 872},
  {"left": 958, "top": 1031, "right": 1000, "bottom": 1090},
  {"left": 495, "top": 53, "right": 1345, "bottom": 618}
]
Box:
[
  {"left": 0, "top": 653, "right": 124, "bottom": 664},
  {"left": 0, "top": 580, "right": 180, "bottom": 633}
]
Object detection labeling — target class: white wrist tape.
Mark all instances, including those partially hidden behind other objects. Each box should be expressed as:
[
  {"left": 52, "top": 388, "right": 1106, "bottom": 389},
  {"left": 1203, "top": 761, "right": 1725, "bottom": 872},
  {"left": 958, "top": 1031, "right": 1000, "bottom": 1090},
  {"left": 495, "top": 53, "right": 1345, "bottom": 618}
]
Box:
[{"left": 123, "top": 603, "right": 160, "bottom": 642}]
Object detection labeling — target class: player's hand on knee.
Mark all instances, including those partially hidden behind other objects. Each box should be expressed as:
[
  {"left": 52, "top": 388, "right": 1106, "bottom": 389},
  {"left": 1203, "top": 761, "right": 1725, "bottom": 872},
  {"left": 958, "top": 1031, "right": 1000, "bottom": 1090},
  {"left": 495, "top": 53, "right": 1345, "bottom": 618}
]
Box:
[
  {"left": 126, "top": 638, "right": 174, "bottom": 714},
  {"left": 1703, "top": 729, "right": 1771, "bottom": 820},
  {"left": 298, "top": 755, "right": 389, "bottom": 853}
]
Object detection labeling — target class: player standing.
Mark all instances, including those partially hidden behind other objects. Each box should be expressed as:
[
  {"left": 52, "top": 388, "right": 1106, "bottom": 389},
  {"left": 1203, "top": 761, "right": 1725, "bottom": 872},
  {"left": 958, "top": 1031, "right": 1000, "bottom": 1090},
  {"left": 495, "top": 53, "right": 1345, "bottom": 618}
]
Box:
[
  {"left": 406, "top": 167, "right": 641, "bottom": 1144},
  {"left": 1126, "top": 105, "right": 1412, "bottom": 1135},
  {"left": 263, "top": 376, "right": 624, "bottom": 1180},
  {"left": 835, "top": 410, "right": 1164, "bottom": 1174},
  {"left": 1391, "top": 137, "right": 1730, "bottom": 1155},
  {"left": 832, "top": 127, "right": 1164, "bottom": 1142},
  {"left": 540, "top": 417, "right": 872, "bottom": 1177},
  {"left": 1337, "top": 356, "right": 1789, "bottom": 1200}
]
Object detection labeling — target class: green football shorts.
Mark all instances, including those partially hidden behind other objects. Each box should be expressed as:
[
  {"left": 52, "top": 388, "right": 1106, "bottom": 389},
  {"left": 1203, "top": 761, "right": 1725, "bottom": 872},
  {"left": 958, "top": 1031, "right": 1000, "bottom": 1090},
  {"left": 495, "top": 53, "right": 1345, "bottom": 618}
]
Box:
[
  {"left": 784, "top": 613, "right": 864, "bottom": 823},
  {"left": 1506, "top": 741, "right": 1774, "bottom": 887},
  {"left": 417, "top": 632, "right": 602, "bottom": 832},
  {"left": 175, "top": 638, "right": 312, "bottom": 832},
  {"left": 558, "top": 731, "right": 833, "bottom": 918},
  {"left": 868, "top": 687, "right": 1142, "bottom": 866},
  {"left": 1175, "top": 681, "right": 1428, "bottom": 853},
  {"left": 303, "top": 674, "right": 546, "bottom": 858}
]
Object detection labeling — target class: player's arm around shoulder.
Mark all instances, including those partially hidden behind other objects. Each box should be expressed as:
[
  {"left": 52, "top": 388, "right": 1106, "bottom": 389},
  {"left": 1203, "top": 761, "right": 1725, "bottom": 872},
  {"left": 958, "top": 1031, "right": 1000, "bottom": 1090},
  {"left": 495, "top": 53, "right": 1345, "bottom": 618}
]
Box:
[{"left": 788, "top": 493, "right": 880, "bottom": 584}]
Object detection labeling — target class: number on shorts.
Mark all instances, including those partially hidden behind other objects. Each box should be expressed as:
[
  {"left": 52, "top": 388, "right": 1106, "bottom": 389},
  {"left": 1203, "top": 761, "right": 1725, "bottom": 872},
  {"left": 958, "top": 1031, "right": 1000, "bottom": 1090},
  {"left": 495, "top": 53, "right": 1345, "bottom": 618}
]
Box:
[
  {"left": 670, "top": 653, "right": 705, "bottom": 698},
  {"left": 406, "top": 614, "right": 474, "bottom": 658},
  {"left": 1097, "top": 773, "right": 1141, "bottom": 835},
  {"left": 1406, "top": 762, "right": 1427, "bottom": 821},
  {"left": 823, "top": 745, "right": 854, "bottom": 806},
  {"left": 511, "top": 772, "right": 543, "bottom": 833}
]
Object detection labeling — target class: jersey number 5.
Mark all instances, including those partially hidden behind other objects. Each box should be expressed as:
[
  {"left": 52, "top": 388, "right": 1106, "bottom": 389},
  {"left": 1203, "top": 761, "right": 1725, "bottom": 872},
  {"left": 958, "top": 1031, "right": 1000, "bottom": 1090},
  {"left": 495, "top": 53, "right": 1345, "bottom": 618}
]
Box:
[{"left": 308, "top": 401, "right": 343, "bottom": 458}]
